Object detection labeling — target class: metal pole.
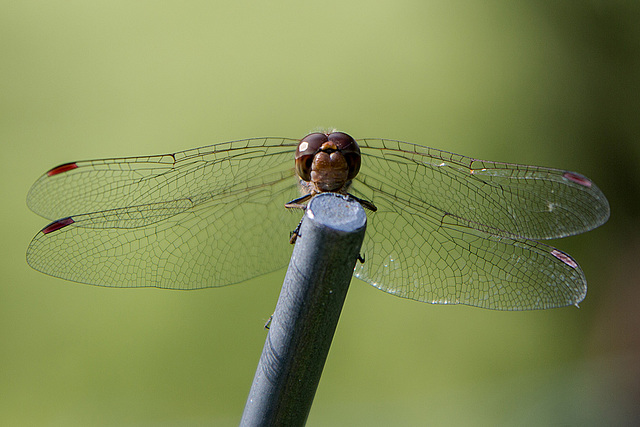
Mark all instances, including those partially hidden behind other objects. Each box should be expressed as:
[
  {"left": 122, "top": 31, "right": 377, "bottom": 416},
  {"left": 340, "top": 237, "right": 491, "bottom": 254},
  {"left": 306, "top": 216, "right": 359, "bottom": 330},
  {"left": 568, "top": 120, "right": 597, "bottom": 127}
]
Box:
[{"left": 240, "top": 192, "right": 367, "bottom": 427}]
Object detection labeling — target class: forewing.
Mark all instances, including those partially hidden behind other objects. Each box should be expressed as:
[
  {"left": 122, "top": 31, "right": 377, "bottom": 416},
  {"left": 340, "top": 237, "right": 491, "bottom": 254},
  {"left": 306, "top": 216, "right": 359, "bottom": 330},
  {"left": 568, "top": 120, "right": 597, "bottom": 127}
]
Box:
[
  {"left": 27, "top": 138, "right": 299, "bottom": 220},
  {"left": 356, "top": 138, "right": 609, "bottom": 240}
]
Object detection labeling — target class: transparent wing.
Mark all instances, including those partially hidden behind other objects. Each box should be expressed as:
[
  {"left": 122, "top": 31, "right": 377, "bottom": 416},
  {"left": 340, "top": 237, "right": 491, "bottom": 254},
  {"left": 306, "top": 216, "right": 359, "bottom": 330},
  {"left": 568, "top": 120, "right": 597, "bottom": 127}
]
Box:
[
  {"left": 350, "top": 138, "right": 608, "bottom": 310},
  {"left": 353, "top": 204, "right": 587, "bottom": 310},
  {"left": 27, "top": 138, "right": 300, "bottom": 220},
  {"left": 356, "top": 139, "right": 609, "bottom": 240},
  {"left": 26, "top": 136, "right": 608, "bottom": 308},
  {"left": 26, "top": 138, "right": 300, "bottom": 288}
]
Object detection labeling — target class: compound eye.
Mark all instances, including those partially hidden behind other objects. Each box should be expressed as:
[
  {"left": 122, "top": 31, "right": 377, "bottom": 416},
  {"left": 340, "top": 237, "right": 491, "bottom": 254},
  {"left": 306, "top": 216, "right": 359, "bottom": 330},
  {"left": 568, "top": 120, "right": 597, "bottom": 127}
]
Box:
[
  {"left": 296, "top": 133, "right": 327, "bottom": 157},
  {"left": 344, "top": 152, "right": 361, "bottom": 180},
  {"left": 295, "top": 154, "right": 314, "bottom": 181},
  {"left": 295, "top": 133, "right": 328, "bottom": 181},
  {"left": 328, "top": 132, "right": 355, "bottom": 150},
  {"left": 328, "top": 132, "right": 361, "bottom": 180}
]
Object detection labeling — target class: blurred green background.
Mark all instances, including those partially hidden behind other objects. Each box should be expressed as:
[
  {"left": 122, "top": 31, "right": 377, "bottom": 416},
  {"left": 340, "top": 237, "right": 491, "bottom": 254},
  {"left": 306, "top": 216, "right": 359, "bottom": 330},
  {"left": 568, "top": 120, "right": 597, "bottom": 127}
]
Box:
[{"left": 2, "top": 1, "right": 638, "bottom": 425}]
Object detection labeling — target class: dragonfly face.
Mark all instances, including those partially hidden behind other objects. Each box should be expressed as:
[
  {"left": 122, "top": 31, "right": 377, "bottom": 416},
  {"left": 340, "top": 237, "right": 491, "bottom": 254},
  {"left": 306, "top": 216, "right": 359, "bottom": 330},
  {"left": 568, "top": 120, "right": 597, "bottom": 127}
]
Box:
[
  {"left": 26, "top": 131, "right": 610, "bottom": 310},
  {"left": 294, "top": 131, "right": 361, "bottom": 192},
  {"left": 286, "top": 132, "right": 376, "bottom": 221}
]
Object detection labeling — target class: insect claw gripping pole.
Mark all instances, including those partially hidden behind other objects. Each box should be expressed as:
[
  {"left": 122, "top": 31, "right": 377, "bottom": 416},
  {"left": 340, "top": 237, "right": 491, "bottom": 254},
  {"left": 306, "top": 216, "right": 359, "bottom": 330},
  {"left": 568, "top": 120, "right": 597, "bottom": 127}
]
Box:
[{"left": 240, "top": 192, "right": 367, "bottom": 426}]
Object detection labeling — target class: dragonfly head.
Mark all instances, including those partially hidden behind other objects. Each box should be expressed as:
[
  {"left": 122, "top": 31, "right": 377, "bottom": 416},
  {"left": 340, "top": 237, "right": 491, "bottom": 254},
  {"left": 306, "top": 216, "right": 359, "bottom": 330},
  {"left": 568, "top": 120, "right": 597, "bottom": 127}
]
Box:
[{"left": 295, "top": 132, "right": 361, "bottom": 192}]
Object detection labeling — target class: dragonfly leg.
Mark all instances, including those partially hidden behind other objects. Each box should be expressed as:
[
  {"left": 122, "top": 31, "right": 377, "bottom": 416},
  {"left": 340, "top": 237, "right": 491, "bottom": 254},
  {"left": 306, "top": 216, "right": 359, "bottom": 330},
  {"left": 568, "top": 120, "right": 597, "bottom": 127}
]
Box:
[
  {"left": 289, "top": 218, "right": 304, "bottom": 244},
  {"left": 285, "top": 192, "right": 375, "bottom": 244},
  {"left": 346, "top": 193, "right": 377, "bottom": 212},
  {"left": 286, "top": 194, "right": 313, "bottom": 244},
  {"left": 264, "top": 315, "right": 273, "bottom": 330},
  {"left": 285, "top": 193, "right": 312, "bottom": 210}
]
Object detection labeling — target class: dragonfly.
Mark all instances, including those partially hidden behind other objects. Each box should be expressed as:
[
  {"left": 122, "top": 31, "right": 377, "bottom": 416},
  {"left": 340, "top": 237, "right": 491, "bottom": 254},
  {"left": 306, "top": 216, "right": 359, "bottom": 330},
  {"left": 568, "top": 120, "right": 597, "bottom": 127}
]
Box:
[{"left": 26, "top": 131, "right": 610, "bottom": 310}]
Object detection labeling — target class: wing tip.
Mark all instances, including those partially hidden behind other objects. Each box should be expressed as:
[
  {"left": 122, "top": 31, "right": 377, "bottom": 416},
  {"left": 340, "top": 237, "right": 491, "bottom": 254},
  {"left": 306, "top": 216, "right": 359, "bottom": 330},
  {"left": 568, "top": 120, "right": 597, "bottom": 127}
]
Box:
[
  {"left": 47, "top": 162, "right": 78, "bottom": 177},
  {"left": 41, "top": 217, "right": 75, "bottom": 234}
]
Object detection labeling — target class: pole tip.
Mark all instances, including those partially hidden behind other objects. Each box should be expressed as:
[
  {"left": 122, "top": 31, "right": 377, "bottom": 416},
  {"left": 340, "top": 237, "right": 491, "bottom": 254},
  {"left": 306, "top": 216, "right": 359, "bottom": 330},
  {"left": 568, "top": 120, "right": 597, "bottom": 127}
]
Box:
[{"left": 306, "top": 193, "right": 367, "bottom": 235}]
